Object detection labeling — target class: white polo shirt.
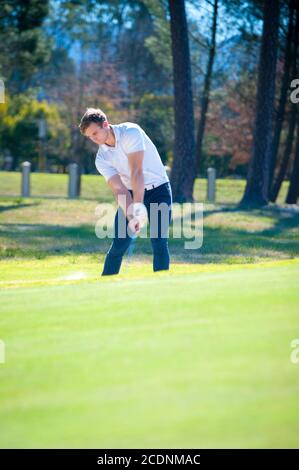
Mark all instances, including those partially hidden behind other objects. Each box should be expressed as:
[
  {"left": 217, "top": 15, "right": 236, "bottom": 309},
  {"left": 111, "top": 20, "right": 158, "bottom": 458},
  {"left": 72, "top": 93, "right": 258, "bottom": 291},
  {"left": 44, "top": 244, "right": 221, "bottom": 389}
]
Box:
[{"left": 95, "top": 122, "right": 169, "bottom": 190}]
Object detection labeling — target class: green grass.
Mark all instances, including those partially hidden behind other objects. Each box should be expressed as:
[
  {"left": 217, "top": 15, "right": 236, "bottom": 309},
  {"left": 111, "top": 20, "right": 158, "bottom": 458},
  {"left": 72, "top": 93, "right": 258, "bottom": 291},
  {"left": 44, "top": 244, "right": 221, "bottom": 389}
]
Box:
[
  {"left": 0, "top": 170, "right": 291, "bottom": 204},
  {"left": 0, "top": 172, "right": 112, "bottom": 202},
  {"left": 0, "top": 172, "right": 299, "bottom": 448},
  {"left": 0, "top": 196, "right": 298, "bottom": 263},
  {"left": 1, "top": 171, "right": 297, "bottom": 264},
  {"left": 0, "top": 259, "right": 299, "bottom": 448}
]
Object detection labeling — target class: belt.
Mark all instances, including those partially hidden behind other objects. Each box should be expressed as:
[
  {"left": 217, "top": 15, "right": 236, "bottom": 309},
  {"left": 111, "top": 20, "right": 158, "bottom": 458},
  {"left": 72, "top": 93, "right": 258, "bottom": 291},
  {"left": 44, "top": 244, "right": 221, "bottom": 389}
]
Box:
[{"left": 144, "top": 181, "right": 169, "bottom": 191}]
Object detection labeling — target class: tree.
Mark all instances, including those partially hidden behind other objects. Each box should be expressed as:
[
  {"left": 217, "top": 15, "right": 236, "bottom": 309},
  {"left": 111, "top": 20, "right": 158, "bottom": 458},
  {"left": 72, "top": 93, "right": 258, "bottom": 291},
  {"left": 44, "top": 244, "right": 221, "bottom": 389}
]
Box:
[
  {"left": 240, "top": 0, "right": 280, "bottom": 208},
  {"left": 270, "top": 0, "right": 299, "bottom": 203},
  {"left": 268, "top": 0, "right": 295, "bottom": 193},
  {"left": 195, "top": 0, "right": 218, "bottom": 176},
  {"left": 0, "top": 91, "right": 71, "bottom": 171},
  {"left": 270, "top": 106, "right": 297, "bottom": 202},
  {"left": 41, "top": 0, "right": 172, "bottom": 175},
  {"left": 204, "top": 77, "right": 256, "bottom": 175},
  {"left": 286, "top": 111, "right": 299, "bottom": 204},
  {"left": 137, "top": 93, "right": 174, "bottom": 164},
  {"left": 168, "top": 0, "right": 196, "bottom": 202},
  {"left": 0, "top": 0, "right": 50, "bottom": 93},
  {"left": 117, "top": 0, "right": 171, "bottom": 100}
]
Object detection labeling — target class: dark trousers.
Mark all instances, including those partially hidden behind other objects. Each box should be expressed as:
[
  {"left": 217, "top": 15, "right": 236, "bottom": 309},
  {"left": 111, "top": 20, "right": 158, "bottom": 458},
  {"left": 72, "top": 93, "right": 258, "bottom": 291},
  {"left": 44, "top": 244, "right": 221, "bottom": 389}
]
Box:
[{"left": 102, "top": 182, "right": 173, "bottom": 275}]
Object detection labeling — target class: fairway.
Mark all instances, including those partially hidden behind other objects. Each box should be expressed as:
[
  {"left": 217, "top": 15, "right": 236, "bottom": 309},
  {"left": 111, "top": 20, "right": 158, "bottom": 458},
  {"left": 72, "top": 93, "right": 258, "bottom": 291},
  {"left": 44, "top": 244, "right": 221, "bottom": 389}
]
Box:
[
  {"left": 1, "top": 175, "right": 299, "bottom": 448},
  {"left": 0, "top": 258, "right": 299, "bottom": 448}
]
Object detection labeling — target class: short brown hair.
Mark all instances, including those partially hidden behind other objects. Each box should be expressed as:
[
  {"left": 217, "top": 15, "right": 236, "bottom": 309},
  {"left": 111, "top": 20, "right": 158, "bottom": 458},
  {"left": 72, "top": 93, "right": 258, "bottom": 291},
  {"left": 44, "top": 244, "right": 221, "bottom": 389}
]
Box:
[{"left": 78, "top": 108, "right": 107, "bottom": 135}]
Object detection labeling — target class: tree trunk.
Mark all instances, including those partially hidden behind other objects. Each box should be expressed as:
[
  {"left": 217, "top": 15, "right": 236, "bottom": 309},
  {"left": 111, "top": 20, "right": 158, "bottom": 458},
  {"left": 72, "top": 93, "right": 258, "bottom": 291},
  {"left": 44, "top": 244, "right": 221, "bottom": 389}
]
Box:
[
  {"left": 168, "top": 0, "right": 196, "bottom": 202},
  {"left": 270, "top": 0, "right": 299, "bottom": 202},
  {"left": 268, "top": 0, "right": 295, "bottom": 193},
  {"left": 195, "top": 0, "right": 218, "bottom": 177},
  {"left": 240, "top": 0, "right": 280, "bottom": 208},
  {"left": 286, "top": 114, "right": 299, "bottom": 204},
  {"left": 270, "top": 105, "right": 297, "bottom": 202}
]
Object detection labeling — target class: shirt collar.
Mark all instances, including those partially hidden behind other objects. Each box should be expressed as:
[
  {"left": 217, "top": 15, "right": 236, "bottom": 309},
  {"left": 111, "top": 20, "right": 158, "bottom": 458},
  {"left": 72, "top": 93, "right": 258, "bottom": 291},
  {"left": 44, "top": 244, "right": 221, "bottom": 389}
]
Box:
[{"left": 100, "top": 124, "right": 119, "bottom": 153}]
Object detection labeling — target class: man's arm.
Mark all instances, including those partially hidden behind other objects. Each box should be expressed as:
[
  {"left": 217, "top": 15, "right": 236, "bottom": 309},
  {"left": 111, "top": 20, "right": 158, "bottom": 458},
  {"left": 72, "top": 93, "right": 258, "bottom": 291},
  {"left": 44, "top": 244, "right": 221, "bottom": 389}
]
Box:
[
  {"left": 107, "top": 174, "right": 134, "bottom": 219},
  {"left": 127, "top": 150, "right": 145, "bottom": 204}
]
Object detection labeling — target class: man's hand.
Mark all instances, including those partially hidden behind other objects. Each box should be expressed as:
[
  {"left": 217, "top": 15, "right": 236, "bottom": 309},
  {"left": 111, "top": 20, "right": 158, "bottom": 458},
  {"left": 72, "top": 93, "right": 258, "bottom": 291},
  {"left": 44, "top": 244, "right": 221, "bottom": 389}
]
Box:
[
  {"left": 107, "top": 174, "right": 147, "bottom": 235},
  {"left": 127, "top": 202, "right": 147, "bottom": 235},
  {"left": 128, "top": 202, "right": 147, "bottom": 223},
  {"left": 128, "top": 216, "right": 141, "bottom": 235}
]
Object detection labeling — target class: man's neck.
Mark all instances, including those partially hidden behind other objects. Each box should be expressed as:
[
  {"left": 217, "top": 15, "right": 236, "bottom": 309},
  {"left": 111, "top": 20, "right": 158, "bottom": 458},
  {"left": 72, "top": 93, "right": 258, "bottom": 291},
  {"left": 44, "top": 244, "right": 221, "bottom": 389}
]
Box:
[{"left": 104, "top": 126, "right": 116, "bottom": 147}]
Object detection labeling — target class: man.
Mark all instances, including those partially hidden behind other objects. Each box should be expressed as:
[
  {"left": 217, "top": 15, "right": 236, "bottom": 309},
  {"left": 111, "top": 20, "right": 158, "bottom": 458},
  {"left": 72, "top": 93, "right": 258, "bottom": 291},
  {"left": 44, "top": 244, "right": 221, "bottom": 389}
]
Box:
[{"left": 79, "top": 107, "right": 172, "bottom": 276}]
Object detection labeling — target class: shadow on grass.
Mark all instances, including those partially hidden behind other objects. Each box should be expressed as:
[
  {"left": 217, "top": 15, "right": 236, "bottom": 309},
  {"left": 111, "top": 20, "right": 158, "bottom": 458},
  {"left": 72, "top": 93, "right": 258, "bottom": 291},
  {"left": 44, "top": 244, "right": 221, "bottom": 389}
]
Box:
[
  {"left": 0, "top": 202, "right": 40, "bottom": 213},
  {"left": 1, "top": 204, "right": 298, "bottom": 263},
  {"left": 0, "top": 223, "right": 107, "bottom": 259},
  {"left": 202, "top": 205, "right": 299, "bottom": 238}
]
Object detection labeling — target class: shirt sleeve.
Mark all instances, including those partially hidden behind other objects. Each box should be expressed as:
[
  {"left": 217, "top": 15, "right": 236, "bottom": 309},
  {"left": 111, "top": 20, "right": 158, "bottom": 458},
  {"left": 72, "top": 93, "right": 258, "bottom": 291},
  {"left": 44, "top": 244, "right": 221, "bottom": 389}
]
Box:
[
  {"left": 120, "top": 127, "right": 146, "bottom": 154},
  {"left": 95, "top": 156, "right": 117, "bottom": 182}
]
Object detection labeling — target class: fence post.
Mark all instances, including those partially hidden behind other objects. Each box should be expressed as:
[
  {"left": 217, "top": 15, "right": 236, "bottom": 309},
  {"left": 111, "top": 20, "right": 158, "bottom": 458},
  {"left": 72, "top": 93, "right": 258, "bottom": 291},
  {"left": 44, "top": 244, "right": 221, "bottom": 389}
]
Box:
[
  {"left": 68, "top": 163, "right": 79, "bottom": 198},
  {"left": 207, "top": 167, "right": 216, "bottom": 202},
  {"left": 21, "top": 161, "right": 31, "bottom": 197}
]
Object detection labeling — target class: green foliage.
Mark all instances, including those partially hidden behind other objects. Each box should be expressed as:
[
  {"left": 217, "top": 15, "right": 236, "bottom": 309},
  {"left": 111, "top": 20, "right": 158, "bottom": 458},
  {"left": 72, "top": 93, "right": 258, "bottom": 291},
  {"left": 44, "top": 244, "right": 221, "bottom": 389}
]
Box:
[
  {"left": 200, "top": 151, "right": 233, "bottom": 178},
  {"left": 0, "top": 91, "right": 71, "bottom": 170},
  {"left": 137, "top": 93, "right": 174, "bottom": 164},
  {"left": 0, "top": 0, "right": 51, "bottom": 91},
  {"left": 143, "top": 0, "right": 172, "bottom": 74}
]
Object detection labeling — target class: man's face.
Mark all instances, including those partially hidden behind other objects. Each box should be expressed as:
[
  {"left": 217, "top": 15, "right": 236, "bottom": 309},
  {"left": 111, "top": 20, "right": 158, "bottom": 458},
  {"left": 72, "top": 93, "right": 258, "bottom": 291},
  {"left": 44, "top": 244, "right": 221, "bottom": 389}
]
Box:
[{"left": 84, "top": 122, "right": 109, "bottom": 145}]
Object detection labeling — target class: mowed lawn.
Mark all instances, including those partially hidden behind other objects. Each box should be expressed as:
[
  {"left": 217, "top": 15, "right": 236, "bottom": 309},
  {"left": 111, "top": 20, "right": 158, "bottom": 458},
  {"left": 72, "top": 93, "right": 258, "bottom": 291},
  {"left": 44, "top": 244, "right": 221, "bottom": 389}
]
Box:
[
  {"left": 0, "top": 260, "right": 299, "bottom": 448},
  {"left": 0, "top": 172, "right": 299, "bottom": 448},
  {"left": 0, "top": 170, "right": 291, "bottom": 204}
]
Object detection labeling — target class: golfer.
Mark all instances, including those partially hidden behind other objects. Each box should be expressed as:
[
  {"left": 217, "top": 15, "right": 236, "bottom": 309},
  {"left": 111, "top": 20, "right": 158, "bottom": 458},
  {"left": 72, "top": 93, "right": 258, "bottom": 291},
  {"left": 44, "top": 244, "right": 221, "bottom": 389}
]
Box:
[{"left": 79, "top": 108, "right": 172, "bottom": 276}]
